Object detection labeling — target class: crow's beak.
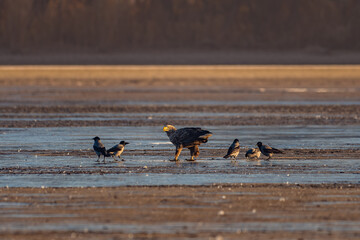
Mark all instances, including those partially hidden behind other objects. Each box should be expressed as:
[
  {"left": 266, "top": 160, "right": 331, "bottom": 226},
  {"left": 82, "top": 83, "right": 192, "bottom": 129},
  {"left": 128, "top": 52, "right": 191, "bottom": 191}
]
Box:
[{"left": 125, "top": 142, "right": 130, "bottom": 145}]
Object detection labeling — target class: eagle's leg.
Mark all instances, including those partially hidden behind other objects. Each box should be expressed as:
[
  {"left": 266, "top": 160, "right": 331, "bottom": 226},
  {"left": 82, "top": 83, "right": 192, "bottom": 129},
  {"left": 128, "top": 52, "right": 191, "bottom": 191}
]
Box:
[
  {"left": 187, "top": 147, "right": 195, "bottom": 161},
  {"left": 103, "top": 155, "right": 106, "bottom": 163},
  {"left": 193, "top": 145, "right": 200, "bottom": 158},
  {"left": 171, "top": 146, "right": 182, "bottom": 161},
  {"left": 187, "top": 145, "right": 199, "bottom": 161}
]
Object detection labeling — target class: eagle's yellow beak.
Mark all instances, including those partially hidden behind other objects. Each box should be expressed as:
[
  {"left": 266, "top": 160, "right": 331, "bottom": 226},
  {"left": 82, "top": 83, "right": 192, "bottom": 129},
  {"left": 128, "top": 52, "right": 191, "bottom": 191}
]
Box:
[{"left": 163, "top": 126, "right": 169, "bottom": 132}]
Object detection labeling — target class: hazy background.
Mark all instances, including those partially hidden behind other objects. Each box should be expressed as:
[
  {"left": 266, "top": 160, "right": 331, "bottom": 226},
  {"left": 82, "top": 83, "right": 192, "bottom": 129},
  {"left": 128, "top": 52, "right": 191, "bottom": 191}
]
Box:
[{"left": 1, "top": 0, "right": 360, "bottom": 64}]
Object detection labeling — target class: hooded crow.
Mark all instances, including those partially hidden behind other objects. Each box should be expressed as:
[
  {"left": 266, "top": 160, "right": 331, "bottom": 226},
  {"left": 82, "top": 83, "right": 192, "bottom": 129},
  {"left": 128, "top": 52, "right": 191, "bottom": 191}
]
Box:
[
  {"left": 257, "top": 142, "right": 284, "bottom": 160},
  {"left": 245, "top": 148, "right": 261, "bottom": 160},
  {"left": 107, "top": 141, "right": 129, "bottom": 161},
  {"left": 92, "top": 136, "right": 109, "bottom": 163},
  {"left": 223, "top": 139, "right": 240, "bottom": 160},
  {"left": 163, "top": 125, "right": 212, "bottom": 161}
]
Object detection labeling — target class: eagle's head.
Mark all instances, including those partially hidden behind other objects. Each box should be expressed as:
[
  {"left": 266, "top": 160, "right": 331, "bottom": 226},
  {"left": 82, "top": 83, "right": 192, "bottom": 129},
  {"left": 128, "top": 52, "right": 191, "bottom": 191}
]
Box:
[
  {"left": 163, "top": 125, "right": 177, "bottom": 137},
  {"left": 163, "top": 125, "right": 177, "bottom": 132}
]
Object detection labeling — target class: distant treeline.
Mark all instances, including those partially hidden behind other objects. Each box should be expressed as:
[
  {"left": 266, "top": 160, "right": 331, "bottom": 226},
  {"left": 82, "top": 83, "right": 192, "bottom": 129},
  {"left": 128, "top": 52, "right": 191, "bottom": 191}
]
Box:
[{"left": 0, "top": 0, "right": 359, "bottom": 53}]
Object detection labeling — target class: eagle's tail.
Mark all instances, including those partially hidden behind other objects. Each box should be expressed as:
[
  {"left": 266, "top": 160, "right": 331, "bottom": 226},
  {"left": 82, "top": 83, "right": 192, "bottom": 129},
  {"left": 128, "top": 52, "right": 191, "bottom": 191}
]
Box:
[
  {"left": 199, "top": 133, "right": 212, "bottom": 143},
  {"left": 223, "top": 154, "right": 229, "bottom": 159}
]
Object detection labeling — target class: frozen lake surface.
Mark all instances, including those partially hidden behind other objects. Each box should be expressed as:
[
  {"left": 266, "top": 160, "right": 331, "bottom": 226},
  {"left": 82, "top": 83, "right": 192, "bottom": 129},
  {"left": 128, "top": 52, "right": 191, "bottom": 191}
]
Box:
[
  {"left": 2, "top": 125, "right": 360, "bottom": 151},
  {"left": 1, "top": 125, "right": 359, "bottom": 187}
]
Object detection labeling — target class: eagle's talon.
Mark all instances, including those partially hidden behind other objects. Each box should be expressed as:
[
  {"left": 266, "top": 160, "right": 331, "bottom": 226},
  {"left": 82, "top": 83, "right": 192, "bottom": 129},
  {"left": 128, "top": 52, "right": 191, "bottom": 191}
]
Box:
[{"left": 186, "top": 158, "right": 196, "bottom": 161}]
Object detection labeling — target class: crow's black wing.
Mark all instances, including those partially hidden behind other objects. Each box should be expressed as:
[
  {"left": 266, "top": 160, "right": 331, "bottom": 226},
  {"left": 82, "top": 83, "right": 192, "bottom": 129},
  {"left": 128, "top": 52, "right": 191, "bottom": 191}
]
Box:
[
  {"left": 107, "top": 144, "right": 123, "bottom": 153},
  {"left": 94, "top": 145, "right": 107, "bottom": 155},
  {"left": 269, "top": 147, "right": 284, "bottom": 154},
  {"left": 226, "top": 145, "right": 235, "bottom": 156}
]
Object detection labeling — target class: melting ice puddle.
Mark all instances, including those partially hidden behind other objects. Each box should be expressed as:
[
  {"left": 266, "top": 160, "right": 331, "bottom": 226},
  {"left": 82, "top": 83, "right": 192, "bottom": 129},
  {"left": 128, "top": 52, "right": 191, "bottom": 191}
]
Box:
[
  {"left": 1, "top": 125, "right": 360, "bottom": 151},
  {"left": 0, "top": 172, "right": 359, "bottom": 188},
  {"left": 1, "top": 214, "right": 77, "bottom": 218},
  {"left": 1, "top": 221, "right": 359, "bottom": 234},
  {"left": 308, "top": 201, "right": 360, "bottom": 206},
  {"left": 0, "top": 202, "right": 30, "bottom": 208},
  {"left": 1, "top": 156, "right": 359, "bottom": 186}
]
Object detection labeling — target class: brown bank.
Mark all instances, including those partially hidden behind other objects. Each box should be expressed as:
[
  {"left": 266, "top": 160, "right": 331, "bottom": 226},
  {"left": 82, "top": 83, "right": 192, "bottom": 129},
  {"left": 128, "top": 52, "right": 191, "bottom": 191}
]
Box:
[{"left": 0, "top": 184, "right": 359, "bottom": 239}]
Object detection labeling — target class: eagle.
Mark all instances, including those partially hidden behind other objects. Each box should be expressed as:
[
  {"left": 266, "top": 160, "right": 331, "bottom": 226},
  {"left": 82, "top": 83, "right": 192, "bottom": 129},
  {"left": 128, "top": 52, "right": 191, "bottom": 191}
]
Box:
[
  {"left": 223, "top": 139, "right": 240, "bottom": 160},
  {"left": 257, "top": 142, "right": 284, "bottom": 160},
  {"left": 107, "top": 141, "right": 129, "bottom": 161},
  {"left": 163, "top": 125, "right": 212, "bottom": 161}
]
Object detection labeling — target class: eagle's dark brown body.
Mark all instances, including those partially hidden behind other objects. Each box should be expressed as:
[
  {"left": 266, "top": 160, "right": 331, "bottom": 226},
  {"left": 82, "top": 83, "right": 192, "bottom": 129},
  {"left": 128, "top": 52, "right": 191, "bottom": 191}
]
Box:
[{"left": 163, "top": 125, "right": 212, "bottom": 161}]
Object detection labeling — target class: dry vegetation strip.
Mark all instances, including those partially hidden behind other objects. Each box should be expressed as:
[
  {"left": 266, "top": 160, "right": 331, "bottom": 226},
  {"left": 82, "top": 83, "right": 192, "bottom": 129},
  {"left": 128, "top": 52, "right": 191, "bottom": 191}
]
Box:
[{"left": 1, "top": 65, "right": 360, "bottom": 80}]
